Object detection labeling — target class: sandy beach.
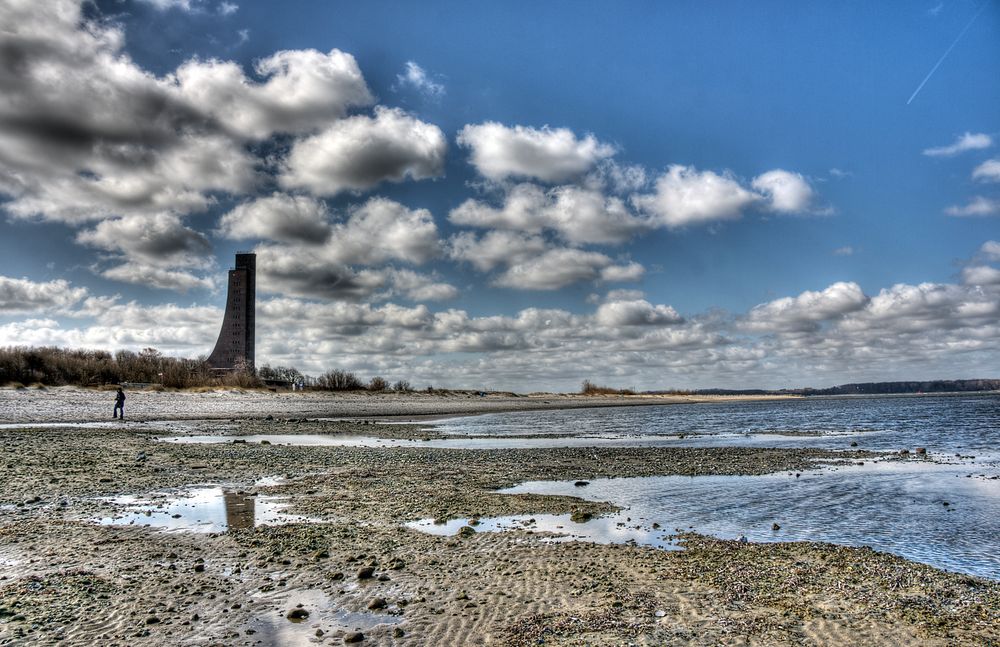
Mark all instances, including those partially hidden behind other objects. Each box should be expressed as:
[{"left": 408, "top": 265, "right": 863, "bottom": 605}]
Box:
[{"left": 1, "top": 388, "right": 997, "bottom": 646}]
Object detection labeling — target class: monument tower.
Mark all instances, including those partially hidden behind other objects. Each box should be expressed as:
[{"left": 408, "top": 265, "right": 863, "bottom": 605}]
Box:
[{"left": 207, "top": 252, "right": 255, "bottom": 370}]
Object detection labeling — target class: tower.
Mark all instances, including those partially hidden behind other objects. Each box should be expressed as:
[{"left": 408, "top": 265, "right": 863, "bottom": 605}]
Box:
[{"left": 207, "top": 252, "right": 255, "bottom": 370}]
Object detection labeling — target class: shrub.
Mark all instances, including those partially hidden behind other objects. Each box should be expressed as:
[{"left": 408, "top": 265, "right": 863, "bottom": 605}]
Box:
[
  {"left": 392, "top": 380, "right": 412, "bottom": 392},
  {"left": 368, "top": 376, "right": 388, "bottom": 392},
  {"left": 315, "top": 369, "right": 363, "bottom": 391}
]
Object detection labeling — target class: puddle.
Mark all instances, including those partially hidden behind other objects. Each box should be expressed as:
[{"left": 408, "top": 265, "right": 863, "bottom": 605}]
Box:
[
  {"left": 408, "top": 513, "right": 679, "bottom": 549},
  {"left": 249, "top": 588, "right": 401, "bottom": 646},
  {"left": 96, "top": 486, "right": 316, "bottom": 533}
]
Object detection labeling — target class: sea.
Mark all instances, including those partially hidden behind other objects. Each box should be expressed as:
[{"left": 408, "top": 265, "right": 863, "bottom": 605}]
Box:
[{"left": 425, "top": 393, "right": 1000, "bottom": 580}]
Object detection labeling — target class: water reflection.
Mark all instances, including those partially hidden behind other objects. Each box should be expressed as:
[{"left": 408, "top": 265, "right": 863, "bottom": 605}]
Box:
[{"left": 97, "top": 486, "right": 313, "bottom": 533}]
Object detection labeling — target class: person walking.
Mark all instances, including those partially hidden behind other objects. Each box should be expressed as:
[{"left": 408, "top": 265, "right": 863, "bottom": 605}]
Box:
[{"left": 113, "top": 387, "right": 126, "bottom": 419}]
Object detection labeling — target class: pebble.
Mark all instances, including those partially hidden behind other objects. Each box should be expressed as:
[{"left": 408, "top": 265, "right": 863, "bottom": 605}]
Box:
[{"left": 344, "top": 631, "right": 364, "bottom": 643}]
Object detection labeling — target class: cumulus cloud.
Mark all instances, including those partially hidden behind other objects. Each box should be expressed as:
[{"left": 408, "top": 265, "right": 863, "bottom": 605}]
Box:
[
  {"left": 833, "top": 246, "right": 855, "bottom": 256},
  {"left": 448, "top": 231, "right": 548, "bottom": 272},
  {"left": 449, "top": 183, "right": 649, "bottom": 244},
  {"left": 972, "top": 159, "right": 1000, "bottom": 183},
  {"left": 100, "top": 262, "right": 215, "bottom": 292},
  {"left": 394, "top": 61, "right": 444, "bottom": 96},
  {"left": 979, "top": 240, "right": 1000, "bottom": 262},
  {"left": 253, "top": 244, "right": 389, "bottom": 301},
  {"left": 457, "top": 122, "right": 615, "bottom": 183},
  {"left": 922, "top": 132, "right": 993, "bottom": 157},
  {"left": 0, "top": 276, "right": 88, "bottom": 313},
  {"left": 172, "top": 48, "right": 373, "bottom": 139},
  {"left": 595, "top": 299, "right": 682, "bottom": 327},
  {"left": 632, "top": 165, "right": 760, "bottom": 227},
  {"left": 77, "top": 214, "right": 212, "bottom": 267},
  {"left": 962, "top": 265, "right": 1000, "bottom": 286},
  {"left": 280, "top": 107, "right": 446, "bottom": 196},
  {"left": 327, "top": 198, "right": 441, "bottom": 266},
  {"left": 751, "top": 169, "right": 815, "bottom": 213},
  {"left": 218, "top": 193, "right": 332, "bottom": 244},
  {"left": 0, "top": 0, "right": 259, "bottom": 223},
  {"left": 743, "top": 282, "right": 869, "bottom": 332},
  {"left": 493, "top": 248, "right": 643, "bottom": 290},
  {"left": 945, "top": 196, "right": 1000, "bottom": 217}
]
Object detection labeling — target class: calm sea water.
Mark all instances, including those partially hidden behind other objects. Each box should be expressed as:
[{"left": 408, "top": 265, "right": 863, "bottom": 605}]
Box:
[{"left": 434, "top": 394, "right": 1000, "bottom": 580}]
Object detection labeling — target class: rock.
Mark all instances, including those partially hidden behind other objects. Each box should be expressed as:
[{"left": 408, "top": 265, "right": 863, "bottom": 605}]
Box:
[
  {"left": 457, "top": 525, "right": 476, "bottom": 537},
  {"left": 574, "top": 480, "right": 590, "bottom": 487},
  {"left": 193, "top": 564, "right": 205, "bottom": 572},
  {"left": 850, "top": 441, "right": 858, "bottom": 447},
  {"left": 356, "top": 566, "right": 375, "bottom": 579},
  {"left": 654, "top": 610, "right": 667, "bottom": 618},
  {"left": 367, "top": 597, "right": 387, "bottom": 610},
  {"left": 315, "top": 629, "right": 324, "bottom": 637},
  {"left": 916, "top": 447, "right": 927, "bottom": 455},
  {"left": 145, "top": 616, "right": 160, "bottom": 625},
  {"left": 286, "top": 608, "right": 309, "bottom": 621},
  {"left": 344, "top": 631, "right": 364, "bottom": 643},
  {"left": 570, "top": 511, "right": 593, "bottom": 523},
  {"left": 329, "top": 571, "right": 344, "bottom": 581},
  {"left": 772, "top": 523, "right": 781, "bottom": 531},
  {"left": 393, "top": 627, "right": 405, "bottom": 638},
  {"left": 899, "top": 449, "right": 910, "bottom": 456}
]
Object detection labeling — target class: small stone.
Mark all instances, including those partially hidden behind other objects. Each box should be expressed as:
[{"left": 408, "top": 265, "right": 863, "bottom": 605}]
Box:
[
  {"left": 392, "top": 627, "right": 405, "bottom": 638},
  {"left": 356, "top": 566, "right": 375, "bottom": 579},
  {"left": 574, "top": 480, "right": 590, "bottom": 487},
  {"left": 145, "top": 616, "right": 160, "bottom": 625},
  {"left": 367, "top": 597, "right": 387, "bottom": 610},
  {"left": 315, "top": 629, "right": 324, "bottom": 637},
  {"left": 772, "top": 522, "right": 781, "bottom": 531},
  {"left": 286, "top": 608, "right": 309, "bottom": 622},
  {"left": 570, "top": 511, "right": 593, "bottom": 523},
  {"left": 344, "top": 631, "right": 364, "bottom": 643},
  {"left": 916, "top": 447, "right": 927, "bottom": 455},
  {"left": 654, "top": 610, "right": 667, "bottom": 618},
  {"left": 193, "top": 564, "right": 205, "bottom": 572},
  {"left": 457, "top": 525, "right": 476, "bottom": 537},
  {"left": 850, "top": 441, "right": 858, "bottom": 447}
]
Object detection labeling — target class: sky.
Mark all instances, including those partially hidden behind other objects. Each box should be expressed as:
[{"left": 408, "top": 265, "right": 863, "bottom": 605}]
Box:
[{"left": 0, "top": 0, "right": 998, "bottom": 391}]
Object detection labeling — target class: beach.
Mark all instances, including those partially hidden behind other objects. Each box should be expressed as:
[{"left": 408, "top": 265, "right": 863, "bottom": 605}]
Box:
[{"left": 1, "top": 387, "right": 998, "bottom": 646}]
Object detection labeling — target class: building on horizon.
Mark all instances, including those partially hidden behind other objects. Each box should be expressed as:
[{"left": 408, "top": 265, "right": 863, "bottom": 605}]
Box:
[{"left": 207, "top": 252, "right": 255, "bottom": 371}]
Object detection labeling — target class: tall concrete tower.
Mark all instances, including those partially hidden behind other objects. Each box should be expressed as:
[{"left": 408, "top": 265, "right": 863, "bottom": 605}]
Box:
[{"left": 207, "top": 252, "right": 255, "bottom": 370}]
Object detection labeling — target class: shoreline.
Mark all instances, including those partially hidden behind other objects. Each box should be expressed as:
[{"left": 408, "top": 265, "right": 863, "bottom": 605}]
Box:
[
  {"left": 1, "top": 396, "right": 997, "bottom": 645},
  {"left": 0, "top": 385, "right": 801, "bottom": 425}
]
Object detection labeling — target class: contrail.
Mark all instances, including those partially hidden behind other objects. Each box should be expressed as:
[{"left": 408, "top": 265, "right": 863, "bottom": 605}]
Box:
[{"left": 906, "top": 1, "right": 989, "bottom": 105}]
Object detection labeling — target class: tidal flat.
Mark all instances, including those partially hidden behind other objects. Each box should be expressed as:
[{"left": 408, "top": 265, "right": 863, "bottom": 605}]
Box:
[{"left": 1, "top": 390, "right": 998, "bottom": 646}]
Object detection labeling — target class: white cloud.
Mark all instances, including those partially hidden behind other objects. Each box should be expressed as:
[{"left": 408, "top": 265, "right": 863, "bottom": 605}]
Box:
[
  {"left": 833, "top": 246, "right": 854, "bottom": 256},
  {"left": 218, "top": 193, "right": 332, "bottom": 244},
  {"left": 962, "top": 265, "right": 1000, "bottom": 286},
  {"left": 595, "top": 299, "right": 682, "bottom": 327},
  {"left": 77, "top": 214, "right": 212, "bottom": 267},
  {"left": 922, "top": 132, "right": 993, "bottom": 157},
  {"left": 493, "top": 248, "right": 643, "bottom": 290},
  {"left": 945, "top": 196, "right": 1000, "bottom": 217},
  {"left": 448, "top": 231, "right": 547, "bottom": 272},
  {"left": 632, "top": 165, "right": 760, "bottom": 227},
  {"left": 100, "top": 262, "right": 215, "bottom": 292},
  {"left": 0, "top": 276, "right": 88, "bottom": 314},
  {"left": 219, "top": 2, "right": 238, "bottom": 15},
  {"left": 280, "top": 107, "right": 446, "bottom": 196},
  {"left": 979, "top": 241, "right": 1000, "bottom": 262},
  {"left": 743, "top": 282, "right": 869, "bottom": 332},
  {"left": 0, "top": 2, "right": 258, "bottom": 223},
  {"left": 449, "top": 183, "right": 649, "bottom": 244},
  {"left": 387, "top": 269, "right": 458, "bottom": 301},
  {"left": 172, "top": 48, "right": 373, "bottom": 139},
  {"left": 972, "top": 158, "right": 1000, "bottom": 182},
  {"left": 327, "top": 197, "right": 441, "bottom": 266},
  {"left": 457, "top": 122, "right": 615, "bottom": 183},
  {"left": 751, "top": 169, "right": 815, "bottom": 213},
  {"left": 395, "top": 61, "right": 444, "bottom": 96}
]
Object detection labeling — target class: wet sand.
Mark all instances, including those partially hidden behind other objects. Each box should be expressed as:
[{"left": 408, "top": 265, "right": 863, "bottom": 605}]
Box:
[{"left": 1, "top": 391, "right": 998, "bottom": 646}]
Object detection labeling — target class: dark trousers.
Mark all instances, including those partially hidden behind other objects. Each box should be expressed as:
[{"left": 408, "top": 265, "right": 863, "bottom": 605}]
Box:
[{"left": 114, "top": 403, "right": 124, "bottom": 419}]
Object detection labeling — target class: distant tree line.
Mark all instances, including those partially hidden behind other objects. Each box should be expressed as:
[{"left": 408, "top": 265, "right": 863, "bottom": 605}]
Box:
[{"left": 0, "top": 345, "right": 415, "bottom": 392}]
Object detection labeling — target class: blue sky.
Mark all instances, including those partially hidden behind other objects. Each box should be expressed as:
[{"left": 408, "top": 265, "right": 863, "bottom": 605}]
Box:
[{"left": 0, "top": 0, "right": 998, "bottom": 390}]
